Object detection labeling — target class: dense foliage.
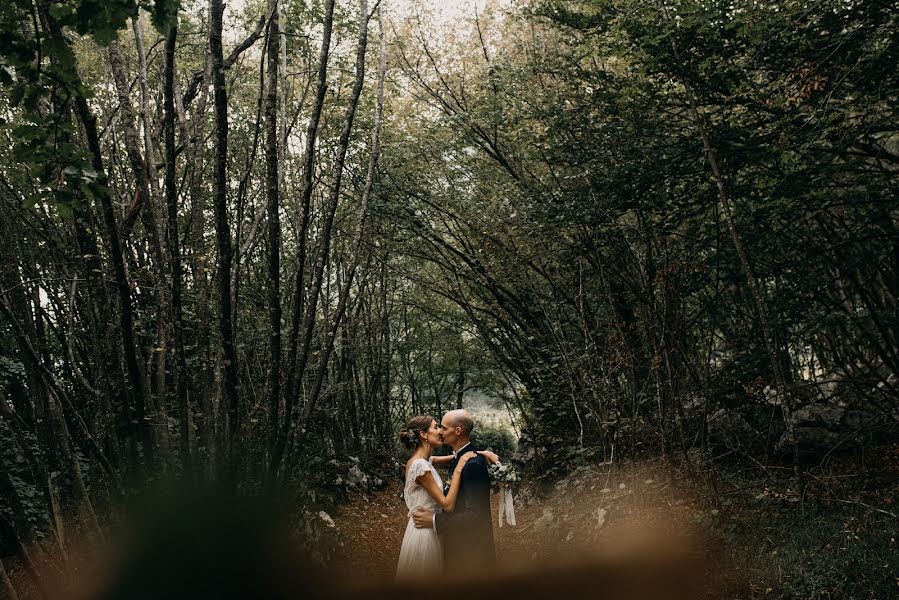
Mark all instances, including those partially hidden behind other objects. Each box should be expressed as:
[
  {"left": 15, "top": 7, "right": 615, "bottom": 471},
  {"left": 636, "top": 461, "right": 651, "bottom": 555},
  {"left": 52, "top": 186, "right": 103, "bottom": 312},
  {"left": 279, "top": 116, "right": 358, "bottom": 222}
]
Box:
[{"left": 381, "top": 0, "right": 897, "bottom": 470}]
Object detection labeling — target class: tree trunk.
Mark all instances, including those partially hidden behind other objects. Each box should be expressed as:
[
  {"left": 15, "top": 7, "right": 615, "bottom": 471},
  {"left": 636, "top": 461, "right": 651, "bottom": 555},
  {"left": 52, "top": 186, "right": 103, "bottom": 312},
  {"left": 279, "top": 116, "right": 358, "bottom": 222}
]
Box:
[
  {"left": 107, "top": 38, "right": 170, "bottom": 460},
  {"left": 132, "top": 15, "right": 173, "bottom": 457},
  {"left": 164, "top": 20, "right": 191, "bottom": 471},
  {"left": 265, "top": 0, "right": 283, "bottom": 473},
  {"left": 274, "top": 0, "right": 338, "bottom": 473},
  {"left": 0, "top": 558, "right": 20, "bottom": 600},
  {"left": 0, "top": 301, "right": 103, "bottom": 540},
  {"left": 175, "top": 64, "right": 216, "bottom": 468},
  {"left": 76, "top": 103, "right": 152, "bottom": 464},
  {"left": 37, "top": 6, "right": 155, "bottom": 472},
  {"left": 209, "top": 0, "right": 241, "bottom": 471},
  {"left": 0, "top": 511, "right": 49, "bottom": 600},
  {"left": 293, "top": 0, "right": 384, "bottom": 454}
]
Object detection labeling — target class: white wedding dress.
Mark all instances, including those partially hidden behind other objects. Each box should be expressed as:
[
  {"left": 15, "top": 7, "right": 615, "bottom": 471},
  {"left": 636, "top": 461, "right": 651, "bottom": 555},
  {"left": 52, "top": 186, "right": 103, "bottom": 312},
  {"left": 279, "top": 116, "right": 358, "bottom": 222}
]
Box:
[{"left": 395, "top": 457, "right": 443, "bottom": 580}]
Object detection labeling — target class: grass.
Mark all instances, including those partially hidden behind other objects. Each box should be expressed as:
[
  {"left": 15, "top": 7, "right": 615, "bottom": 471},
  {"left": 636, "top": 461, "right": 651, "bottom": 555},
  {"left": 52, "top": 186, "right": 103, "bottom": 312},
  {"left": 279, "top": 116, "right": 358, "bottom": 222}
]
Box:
[{"left": 707, "top": 443, "right": 898, "bottom": 599}]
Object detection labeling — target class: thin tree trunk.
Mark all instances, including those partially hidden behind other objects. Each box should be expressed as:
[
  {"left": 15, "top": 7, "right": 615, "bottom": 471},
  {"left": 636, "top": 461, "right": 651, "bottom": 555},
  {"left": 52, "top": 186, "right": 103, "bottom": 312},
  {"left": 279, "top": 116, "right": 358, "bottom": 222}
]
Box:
[
  {"left": 164, "top": 20, "right": 191, "bottom": 471},
  {"left": 107, "top": 38, "right": 170, "bottom": 460},
  {"left": 0, "top": 558, "right": 20, "bottom": 600},
  {"left": 229, "top": 40, "right": 269, "bottom": 349},
  {"left": 382, "top": 270, "right": 392, "bottom": 436},
  {"left": 0, "top": 511, "right": 48, "bottom": 600},
  {"left": 75, "top": 101, "right": 155, "bottom": 464},
  {"left": 293, "top": 1, "right": 384, "bottom": 454},
  {"left": 65, "top": 69, "right": 155, "bottom": 471},
  {"left": 265, "top": 0, "right": 283, "bottom": 471},
  {"left": 209, "top": 0, "right": 240, "bottom": 471},
  {"left": 175, "top": 65, "right": 216, "bottom": 467},
  {"left": 0, "top": 301, "right": 103, "bottom": 539},
  {"left": 132, "top": 15, "right": 173, "bottom": 456},
  {"left": 0, "top": 214, "right": 83, "bottom": 557},
  {"left": 274, "top": 0, "right": 338, "bottom": 473},
  {"left": 35, "top": 8, "right": 148, "bottom": 474},
  {"left": 0, "top": 403, "right": 41, "bottom": 550},
  {"left": 279, "top": 10, "right": 288, "bottom": 176}
]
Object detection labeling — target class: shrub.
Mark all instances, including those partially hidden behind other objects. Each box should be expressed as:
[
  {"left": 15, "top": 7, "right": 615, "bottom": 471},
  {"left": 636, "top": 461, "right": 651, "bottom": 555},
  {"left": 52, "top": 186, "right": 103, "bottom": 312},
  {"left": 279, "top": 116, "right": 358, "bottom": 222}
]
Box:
[{"left": 473, "top": 422, "right": 517, "bottom": 457}]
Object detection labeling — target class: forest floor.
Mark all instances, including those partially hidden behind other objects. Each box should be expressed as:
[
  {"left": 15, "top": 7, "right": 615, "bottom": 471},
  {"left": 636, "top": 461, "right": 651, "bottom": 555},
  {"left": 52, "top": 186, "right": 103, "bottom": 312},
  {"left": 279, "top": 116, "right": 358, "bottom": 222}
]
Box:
[
  {"left": 3, "top": 446, "right": 895, "bottom": 599},
  {"left": 331, "top": 446, "right": 899, "bottom": 598},
  {"left": 330, "top": 459, "right": 709, "bottom": 583}
]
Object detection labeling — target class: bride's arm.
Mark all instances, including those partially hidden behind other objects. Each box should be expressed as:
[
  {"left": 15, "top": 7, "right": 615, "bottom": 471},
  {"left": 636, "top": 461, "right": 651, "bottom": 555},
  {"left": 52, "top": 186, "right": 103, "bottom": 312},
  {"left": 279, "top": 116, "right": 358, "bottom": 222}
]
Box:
[
  {"left": 417, "top": 452, "right": 476, "bottom": 512},
  {"left": 430, "top": 455, "right": 454, "bottom": 465}
]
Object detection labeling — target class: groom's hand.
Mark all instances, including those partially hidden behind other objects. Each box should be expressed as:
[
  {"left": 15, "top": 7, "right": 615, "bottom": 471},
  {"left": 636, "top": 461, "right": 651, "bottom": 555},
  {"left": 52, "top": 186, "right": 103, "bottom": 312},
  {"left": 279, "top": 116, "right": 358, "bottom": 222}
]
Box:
[{"left": 412, "top": 508, "right": 434, "bottom": 529}]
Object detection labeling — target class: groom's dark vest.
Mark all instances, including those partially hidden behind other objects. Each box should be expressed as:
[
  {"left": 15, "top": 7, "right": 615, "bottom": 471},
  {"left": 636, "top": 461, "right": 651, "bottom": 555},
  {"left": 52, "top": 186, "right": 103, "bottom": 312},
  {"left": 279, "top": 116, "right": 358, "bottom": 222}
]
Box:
[{"left": 435, "top": 443, "right": 495, "bottom": 572}]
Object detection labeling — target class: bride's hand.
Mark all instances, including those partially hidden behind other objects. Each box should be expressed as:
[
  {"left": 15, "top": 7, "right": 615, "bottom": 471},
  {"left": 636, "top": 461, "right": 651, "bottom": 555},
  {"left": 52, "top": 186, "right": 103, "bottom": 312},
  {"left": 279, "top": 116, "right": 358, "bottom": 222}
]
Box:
[
  {"left": 477, "top": 450, "right": 500, "bottom": 465},
  {"left": 456, "top": 451, "right": 477, "bottom": 469}
]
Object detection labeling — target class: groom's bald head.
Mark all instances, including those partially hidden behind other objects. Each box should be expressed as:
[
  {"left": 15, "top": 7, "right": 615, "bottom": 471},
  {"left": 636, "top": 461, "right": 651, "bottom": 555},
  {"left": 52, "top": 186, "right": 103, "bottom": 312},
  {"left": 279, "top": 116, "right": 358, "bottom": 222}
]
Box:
[
  {"left": 446, "top": 409, "right": 474, "bottom": 436},
  {"left": 440, "top": 409, "right": 474, "bottom": 451}
]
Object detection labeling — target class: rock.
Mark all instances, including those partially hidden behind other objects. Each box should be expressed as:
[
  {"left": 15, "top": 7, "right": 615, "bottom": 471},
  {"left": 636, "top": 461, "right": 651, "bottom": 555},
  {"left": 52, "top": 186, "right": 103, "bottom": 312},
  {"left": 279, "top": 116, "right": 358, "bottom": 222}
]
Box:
[
  {"left": 707, "top": 408, "right": 756, "bottom": 449},
  {"left": 595, "top": 507, "right": 608, "bottom": 529},
  {"left": 780, "top": 425, "right": 840, "bottom": 455},
  {"left": 777, "top": 402, "right": 876, "bottom": 456},
  {"left": 681, "top": 394, "right": 705, "bottom": 411},
  {"left": 842, "top": 409, "right": 872, "bottom": 430},
  {"left": 792, "top": 404, "right": 845, "bottom": 426},
  {"left": 318, "top": 511, "right": 336, "bottom": 528},
  {"left": 533, "top": 507, "right": 556, "bottom": 530},
  {"left": 346, "top": 464, "right": 368, "bottom": 487}
]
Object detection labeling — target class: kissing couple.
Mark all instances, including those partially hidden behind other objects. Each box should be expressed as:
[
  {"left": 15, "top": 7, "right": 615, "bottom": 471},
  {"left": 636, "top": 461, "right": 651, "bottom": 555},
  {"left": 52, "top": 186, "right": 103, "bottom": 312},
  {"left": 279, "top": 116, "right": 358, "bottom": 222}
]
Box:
[{"left": 395, "top": 410, "right": 501, "bottom": 580}]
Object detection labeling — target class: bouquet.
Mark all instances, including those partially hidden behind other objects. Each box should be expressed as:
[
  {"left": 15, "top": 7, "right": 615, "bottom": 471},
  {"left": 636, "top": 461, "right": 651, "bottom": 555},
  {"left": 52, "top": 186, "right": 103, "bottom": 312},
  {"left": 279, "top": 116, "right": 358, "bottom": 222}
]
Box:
[{"left": 488, "top": 462, "right": 519, "bottom": 491}]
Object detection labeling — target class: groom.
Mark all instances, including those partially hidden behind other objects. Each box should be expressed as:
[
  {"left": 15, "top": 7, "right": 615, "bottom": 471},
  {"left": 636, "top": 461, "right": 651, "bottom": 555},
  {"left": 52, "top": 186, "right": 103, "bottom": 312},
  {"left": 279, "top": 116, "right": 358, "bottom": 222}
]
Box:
[{"left": 412, "top": 409, "right": 495, "bottom": 572}]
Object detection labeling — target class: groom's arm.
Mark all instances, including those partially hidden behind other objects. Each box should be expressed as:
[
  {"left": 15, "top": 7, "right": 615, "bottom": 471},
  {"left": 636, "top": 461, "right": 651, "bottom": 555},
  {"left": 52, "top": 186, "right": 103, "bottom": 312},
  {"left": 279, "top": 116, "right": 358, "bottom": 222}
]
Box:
[{"left": 433, "top": 458, "right": 490, "bottom": 535}]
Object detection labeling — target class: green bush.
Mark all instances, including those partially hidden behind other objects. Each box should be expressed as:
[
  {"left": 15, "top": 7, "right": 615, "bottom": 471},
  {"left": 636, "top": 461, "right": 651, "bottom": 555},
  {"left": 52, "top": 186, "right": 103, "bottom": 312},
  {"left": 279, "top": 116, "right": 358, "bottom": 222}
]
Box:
[{"left": 472, "top": 422, "right": 517, "bottom": 457}]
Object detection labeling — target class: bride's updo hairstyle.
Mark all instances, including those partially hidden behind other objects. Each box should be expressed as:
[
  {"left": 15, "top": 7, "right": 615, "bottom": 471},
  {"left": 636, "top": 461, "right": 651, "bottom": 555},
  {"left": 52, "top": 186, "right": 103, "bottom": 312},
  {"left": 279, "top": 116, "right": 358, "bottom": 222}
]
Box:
[{"left": 399, "top": 415, "right": 433, "bottom": 450}]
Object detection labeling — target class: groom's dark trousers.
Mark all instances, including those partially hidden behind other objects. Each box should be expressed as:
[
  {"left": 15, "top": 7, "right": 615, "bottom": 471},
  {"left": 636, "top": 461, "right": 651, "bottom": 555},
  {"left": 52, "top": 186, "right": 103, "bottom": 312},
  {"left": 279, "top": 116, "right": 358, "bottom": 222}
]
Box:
[{"left": 435, "top": 445, "right": 495, "bottom": 572}]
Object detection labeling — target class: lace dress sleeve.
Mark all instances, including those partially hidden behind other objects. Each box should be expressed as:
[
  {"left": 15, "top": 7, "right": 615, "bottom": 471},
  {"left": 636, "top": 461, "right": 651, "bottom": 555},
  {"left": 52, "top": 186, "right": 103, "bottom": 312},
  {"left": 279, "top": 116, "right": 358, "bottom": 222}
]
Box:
[{"left": 407, "top": 458, "right": 433, "bottom": 483}]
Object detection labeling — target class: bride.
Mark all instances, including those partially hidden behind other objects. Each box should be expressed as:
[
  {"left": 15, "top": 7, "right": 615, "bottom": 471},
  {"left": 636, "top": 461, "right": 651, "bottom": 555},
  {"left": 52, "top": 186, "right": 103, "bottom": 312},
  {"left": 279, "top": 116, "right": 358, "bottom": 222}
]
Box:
[{"left": 395, "top": 415, "right": 498, "bottom": 580}]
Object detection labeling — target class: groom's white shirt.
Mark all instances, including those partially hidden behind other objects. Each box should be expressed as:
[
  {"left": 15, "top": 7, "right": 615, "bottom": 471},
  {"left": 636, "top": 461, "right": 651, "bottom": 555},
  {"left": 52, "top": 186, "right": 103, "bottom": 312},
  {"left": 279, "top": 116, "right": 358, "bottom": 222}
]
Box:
[{"left": 453, "top": 441, "right": 473, "bottom": 459}]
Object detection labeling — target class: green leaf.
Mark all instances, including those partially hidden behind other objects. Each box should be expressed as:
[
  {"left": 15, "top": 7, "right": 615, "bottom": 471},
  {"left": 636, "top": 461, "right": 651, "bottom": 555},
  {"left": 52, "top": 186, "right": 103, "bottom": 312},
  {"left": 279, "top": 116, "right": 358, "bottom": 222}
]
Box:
[
  {"left": 149, "top": 0, "right": 181, "bottom": 33},
  {"left": 47, "top": 3, "right": 75, "bottom": 21}
]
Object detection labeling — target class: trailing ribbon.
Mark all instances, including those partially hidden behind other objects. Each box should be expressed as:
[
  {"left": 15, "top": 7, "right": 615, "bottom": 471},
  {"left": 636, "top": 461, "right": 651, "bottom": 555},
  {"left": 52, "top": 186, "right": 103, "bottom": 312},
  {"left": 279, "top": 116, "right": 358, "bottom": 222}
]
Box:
[{"left": 498, "top": 486, "right": 516, "bottom": 528}]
